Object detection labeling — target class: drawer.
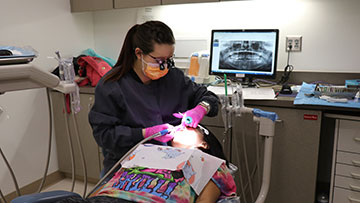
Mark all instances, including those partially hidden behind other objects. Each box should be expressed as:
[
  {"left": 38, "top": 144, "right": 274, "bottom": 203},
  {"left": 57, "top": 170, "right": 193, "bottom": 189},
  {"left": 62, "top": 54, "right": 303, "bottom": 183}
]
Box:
[
  {"left": 333, "top": 187, "right": 360, "bottom": 203},
  {"left": 336, "top": 163, "right": 360, "bottom": 179},
  {"left": 337, "top": 151, "right": 360, "bottom": 167},
  {"left": 338, "top": 120, "right": 360, "bottom": 154},
  {"left": 335, "top": 175, "right": 360, "bottom": 192}
]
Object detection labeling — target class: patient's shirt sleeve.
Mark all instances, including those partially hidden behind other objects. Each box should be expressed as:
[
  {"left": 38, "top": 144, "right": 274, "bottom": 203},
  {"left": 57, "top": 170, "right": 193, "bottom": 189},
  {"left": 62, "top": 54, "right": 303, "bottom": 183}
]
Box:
[{"left": 211, "top": 163, "right": 237, "bottom": 198}]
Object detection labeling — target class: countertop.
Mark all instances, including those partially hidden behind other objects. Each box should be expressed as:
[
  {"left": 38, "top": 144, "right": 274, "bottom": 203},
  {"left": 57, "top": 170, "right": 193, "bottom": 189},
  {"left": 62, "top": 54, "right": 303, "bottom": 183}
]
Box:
[{"left": 77, "top": 86, "right": 360, "bottom": 115}]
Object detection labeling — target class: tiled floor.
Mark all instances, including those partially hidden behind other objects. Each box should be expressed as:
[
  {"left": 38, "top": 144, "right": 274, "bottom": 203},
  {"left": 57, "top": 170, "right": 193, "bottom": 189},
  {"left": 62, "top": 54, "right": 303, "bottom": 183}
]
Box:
[{"left": 42, "top": 178, "right": 96, "bottom": 196}]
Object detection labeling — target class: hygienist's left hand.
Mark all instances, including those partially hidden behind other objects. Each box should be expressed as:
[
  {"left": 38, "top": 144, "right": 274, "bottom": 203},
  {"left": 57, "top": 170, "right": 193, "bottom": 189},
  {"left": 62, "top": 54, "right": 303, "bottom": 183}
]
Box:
[{"left": 173, "top": 105, "right": 207, "bottom": 128}]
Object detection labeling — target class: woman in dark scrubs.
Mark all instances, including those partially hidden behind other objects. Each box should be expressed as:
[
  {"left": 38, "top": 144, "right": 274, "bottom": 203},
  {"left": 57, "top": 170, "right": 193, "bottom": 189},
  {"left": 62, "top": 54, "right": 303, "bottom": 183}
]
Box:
[{"left": 89, "top": 21, "right": 219, "bottom": 177}]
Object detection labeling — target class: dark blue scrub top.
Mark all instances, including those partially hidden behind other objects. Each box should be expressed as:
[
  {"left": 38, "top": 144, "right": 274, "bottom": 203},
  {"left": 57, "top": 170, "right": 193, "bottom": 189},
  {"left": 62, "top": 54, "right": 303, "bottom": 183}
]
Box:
[{"left": 89, "top": 67, "right": 219, "bottom": 174}]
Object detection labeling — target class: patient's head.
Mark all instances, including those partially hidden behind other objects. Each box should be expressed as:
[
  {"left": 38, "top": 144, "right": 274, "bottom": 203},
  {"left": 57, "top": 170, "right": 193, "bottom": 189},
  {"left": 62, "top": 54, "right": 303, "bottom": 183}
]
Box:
[
  {"left": 171, "top": 126, "right": 208, "bottom": 149},
  {"left": 171, "top": 125, "right": 227, "bottom": 163}
]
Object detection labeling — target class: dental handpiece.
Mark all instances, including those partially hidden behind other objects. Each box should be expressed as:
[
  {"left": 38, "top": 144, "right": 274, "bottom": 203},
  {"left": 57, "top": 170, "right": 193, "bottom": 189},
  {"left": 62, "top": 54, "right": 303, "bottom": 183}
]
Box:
[
  {"left": 86, "top": 129, "right": 169, "bottom": 198},
  {"left": 153, "top": 129, "right": 169, "bottom": 138}
]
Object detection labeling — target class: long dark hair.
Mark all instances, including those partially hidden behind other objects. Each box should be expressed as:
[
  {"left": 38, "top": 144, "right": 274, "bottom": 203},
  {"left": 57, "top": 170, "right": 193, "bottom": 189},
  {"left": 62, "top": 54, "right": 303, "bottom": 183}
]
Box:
[
  {"left": 197, "top": 125, "right": 229, "bottom": 166},
  {"left": 104, "top": 21, "right": 175, "bottom": 82}
]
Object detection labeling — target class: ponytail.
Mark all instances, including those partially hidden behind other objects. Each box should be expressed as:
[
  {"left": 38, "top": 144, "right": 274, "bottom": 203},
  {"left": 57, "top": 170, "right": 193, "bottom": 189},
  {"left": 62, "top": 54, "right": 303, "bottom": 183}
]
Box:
[{"left": 104, "top": 24, "right": 139, "bottom": 82}]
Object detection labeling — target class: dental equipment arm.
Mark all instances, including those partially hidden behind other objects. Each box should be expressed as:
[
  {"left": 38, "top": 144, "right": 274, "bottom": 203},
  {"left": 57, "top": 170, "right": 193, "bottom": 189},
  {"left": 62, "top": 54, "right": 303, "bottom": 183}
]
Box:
[
  {"left": 0, "top": 59, "right": 84, "bottom": 197},
  {"left": 220, "top": 83, "right": 278, "bottom": 203},
  {"left": 0, "top": 63, "right": 75, "bottom": 94},
  {"left": 252, "top": 114, "right": 276, "bottom": 203},
  {"left": 85, "top": 129, "right": 169, "bottom": 198}
]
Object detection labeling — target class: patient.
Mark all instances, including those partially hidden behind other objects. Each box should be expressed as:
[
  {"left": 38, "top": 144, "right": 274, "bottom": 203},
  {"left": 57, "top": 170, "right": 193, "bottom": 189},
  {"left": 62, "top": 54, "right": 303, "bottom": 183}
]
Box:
[{"left": 58, "top": 125, "right": 236, "bottom": 203}]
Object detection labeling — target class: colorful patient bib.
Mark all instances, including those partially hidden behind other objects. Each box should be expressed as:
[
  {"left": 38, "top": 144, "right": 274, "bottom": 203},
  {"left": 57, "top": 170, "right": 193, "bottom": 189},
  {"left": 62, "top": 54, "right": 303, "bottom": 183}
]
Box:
[{"left": 121, "top": 144, "right": 224, "bottom": 195}]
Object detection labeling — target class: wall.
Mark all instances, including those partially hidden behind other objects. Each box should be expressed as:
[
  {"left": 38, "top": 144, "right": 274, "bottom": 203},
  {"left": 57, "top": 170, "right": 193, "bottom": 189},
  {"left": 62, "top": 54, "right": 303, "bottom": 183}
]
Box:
[
  {"left": 0, "top": 0, "right": 94, "bottom": 196},
  {"left": 93, "top": 8, "right": 138, "bottom": 64},
  {"left": 93, "top": 0, "right": 360, "bottom": 73}
]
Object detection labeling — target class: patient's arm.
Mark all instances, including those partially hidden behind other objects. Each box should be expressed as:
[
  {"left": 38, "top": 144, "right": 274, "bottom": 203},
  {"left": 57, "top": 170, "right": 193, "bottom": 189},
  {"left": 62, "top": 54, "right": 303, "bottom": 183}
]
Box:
[{"left": 196, "top": 180, "right": 221, "bottom": 203}]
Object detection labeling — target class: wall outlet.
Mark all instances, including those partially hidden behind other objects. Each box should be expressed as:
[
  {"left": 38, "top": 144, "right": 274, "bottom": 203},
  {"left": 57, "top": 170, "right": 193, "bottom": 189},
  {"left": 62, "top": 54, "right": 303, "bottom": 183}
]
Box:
[{"left": 286, "top": 35, "right": 302, "bottom": 52}]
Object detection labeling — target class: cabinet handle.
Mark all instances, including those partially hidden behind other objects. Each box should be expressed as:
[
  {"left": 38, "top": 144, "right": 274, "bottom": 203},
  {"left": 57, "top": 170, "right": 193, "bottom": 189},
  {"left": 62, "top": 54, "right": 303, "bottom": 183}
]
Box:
[
  {"left": 349, "top": 184, "right": 360, "bottom": 192},
  {"left": 354, "top": 137, "right": 360, "bottom": 142},
  {"left": 349, "top": 196, "right": 360, "bottom": 203},
  {"left": 352, "top": 160, "right": 360, "bottom": 167},
  {"left": 351, "top": 172, "right": 360, "bottom": 179}
]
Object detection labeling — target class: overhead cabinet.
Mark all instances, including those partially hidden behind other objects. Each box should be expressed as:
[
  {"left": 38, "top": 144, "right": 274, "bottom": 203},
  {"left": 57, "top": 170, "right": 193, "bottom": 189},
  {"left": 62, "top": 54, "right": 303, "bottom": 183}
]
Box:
[
  {"left": 162, "top": 0, "right": 219, "bottom": 5},
  {"left": 114, "top": 0, "right": 161, "bottom": 9},
  {"left": 70, "top": 0, "right": 220, "bottom": 12},
  {"left": 70, "top": 0, "right": 113, "bottom": 12}
]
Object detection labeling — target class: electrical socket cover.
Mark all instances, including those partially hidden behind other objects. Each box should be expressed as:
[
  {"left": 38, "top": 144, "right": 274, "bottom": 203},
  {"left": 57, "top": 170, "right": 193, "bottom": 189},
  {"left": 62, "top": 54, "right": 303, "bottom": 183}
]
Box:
[{"left": 286, "top": 35, "right": 302, "bottom": 52}]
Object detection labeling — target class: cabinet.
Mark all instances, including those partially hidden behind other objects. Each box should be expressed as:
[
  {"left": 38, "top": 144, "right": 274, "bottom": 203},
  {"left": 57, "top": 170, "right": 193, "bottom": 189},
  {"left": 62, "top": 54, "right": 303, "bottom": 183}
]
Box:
[
  {"left": 162, "top": 0, "right": 218, "bottom": 5},
  {"left": 232, "top": 106, "right": 322, "bottom": 203},
  {"left": 203, "top": 105, "right": 322, "bottom": 203},
  {"left": 70, "top": 0, "right": 221, "bottom": 12},
  {"left": 330, "top": 118, "right": 360, "bottom": 203},
  {"left": 50, "top": 91, "right": 101, "bottom": 182},
  {"left": 114, "top": 0, "right": 161, "bottom": 9},
  {"left": 70, "top": 0, "right": 113, "bottom": 12}
]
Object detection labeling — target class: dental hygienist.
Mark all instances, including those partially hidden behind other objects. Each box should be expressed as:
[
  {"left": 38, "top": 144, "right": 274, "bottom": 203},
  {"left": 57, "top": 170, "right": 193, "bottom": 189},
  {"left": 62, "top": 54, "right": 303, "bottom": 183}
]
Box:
[{"left": 89, "top": 21, "right": 219, "bottom": 177}]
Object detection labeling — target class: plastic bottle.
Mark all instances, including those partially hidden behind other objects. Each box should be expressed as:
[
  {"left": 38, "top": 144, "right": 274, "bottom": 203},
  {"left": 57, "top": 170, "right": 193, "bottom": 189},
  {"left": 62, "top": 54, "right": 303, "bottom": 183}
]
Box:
[
  {"left": 188, "top": 53, "right": 200, "bottom": 76},
  {"left": 199, "top": 53, "right": 209, "bottom": 78}
]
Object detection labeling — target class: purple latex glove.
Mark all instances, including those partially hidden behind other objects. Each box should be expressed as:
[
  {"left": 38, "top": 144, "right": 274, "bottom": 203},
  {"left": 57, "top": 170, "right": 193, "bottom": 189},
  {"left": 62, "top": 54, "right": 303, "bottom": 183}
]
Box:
[
  {"left": 144, "top": 123, "right": 174, "bottom": 142},
  {"left": 173, "top": 105, "right": 207, "bottom": 128}
]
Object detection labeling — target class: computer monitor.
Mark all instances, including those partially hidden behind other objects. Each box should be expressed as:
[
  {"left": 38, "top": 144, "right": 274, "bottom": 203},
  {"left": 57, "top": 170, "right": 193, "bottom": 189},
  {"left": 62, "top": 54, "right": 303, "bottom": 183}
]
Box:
[{"left": 209, "top": 29, "right": 279, "bottom": 87}]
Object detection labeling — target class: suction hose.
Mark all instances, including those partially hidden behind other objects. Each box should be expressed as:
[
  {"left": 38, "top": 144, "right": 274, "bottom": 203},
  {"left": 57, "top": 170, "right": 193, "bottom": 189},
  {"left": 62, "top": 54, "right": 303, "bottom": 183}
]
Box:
[
  {"left": 0, "top": 147, "right": 21, "bottom": 197},
  {"left": 37, "top": 88, "right": 53, "bottom": 192},
  {"left": 86, "top": 129, "right": 169, "bottom": 198},
  {"left": 71, "top": 112, "right": 88, "bottom": 197},
  {"left": 0, "top": 188, "right": 7, "bottom": 203},
  {"left": 62, "top": 94, "right": 76, "bottom": 192}
]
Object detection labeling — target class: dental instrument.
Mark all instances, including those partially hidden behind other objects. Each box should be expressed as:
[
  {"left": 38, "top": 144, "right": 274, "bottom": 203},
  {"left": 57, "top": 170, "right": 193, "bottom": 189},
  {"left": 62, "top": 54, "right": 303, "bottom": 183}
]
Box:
[{"left": 220, "top": 82, "right": 278, "bottom": 203}]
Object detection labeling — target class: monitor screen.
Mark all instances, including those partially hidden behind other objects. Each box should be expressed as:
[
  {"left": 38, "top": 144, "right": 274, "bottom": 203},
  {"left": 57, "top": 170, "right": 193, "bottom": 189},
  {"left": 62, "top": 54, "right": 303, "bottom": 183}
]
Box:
[{"left": 209, "top": 29, "right": 279, "bottom": 79}]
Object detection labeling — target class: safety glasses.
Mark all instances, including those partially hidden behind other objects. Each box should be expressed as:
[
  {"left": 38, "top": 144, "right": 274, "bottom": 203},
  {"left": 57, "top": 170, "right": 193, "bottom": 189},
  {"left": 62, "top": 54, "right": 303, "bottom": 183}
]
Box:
[{"left": 148, "top": 54, "right": 175, "bottom": 70}]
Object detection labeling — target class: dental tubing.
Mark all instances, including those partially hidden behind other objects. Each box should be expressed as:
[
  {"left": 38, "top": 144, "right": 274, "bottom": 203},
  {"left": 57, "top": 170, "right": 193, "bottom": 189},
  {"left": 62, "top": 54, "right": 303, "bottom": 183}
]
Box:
[
  {"left": 224, "top": 74, "right": 228, "bottom": 96},
  {"left": 86, "top": 129, "right": 169, "bottom": 198}
]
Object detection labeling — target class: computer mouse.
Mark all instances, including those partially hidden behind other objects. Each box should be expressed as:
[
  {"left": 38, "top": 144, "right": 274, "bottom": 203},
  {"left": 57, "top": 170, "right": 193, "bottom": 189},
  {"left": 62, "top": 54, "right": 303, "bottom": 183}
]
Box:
[{"left": 280, "top": 84, "right": 293, "bottom": 94}]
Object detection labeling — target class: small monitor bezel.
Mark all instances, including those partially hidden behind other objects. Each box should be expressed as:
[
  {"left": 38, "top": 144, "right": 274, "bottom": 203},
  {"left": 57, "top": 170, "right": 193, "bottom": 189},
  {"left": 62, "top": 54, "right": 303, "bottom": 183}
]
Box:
[{"left": 209, "top": 29, "right": 279, "bottom": 79}]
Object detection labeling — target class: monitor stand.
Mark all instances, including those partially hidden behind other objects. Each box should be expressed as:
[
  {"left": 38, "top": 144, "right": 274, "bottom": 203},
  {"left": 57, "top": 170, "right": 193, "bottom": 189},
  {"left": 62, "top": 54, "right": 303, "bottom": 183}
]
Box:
[{"left": 241, "top": 76, "right": 256, "bottom": 88}]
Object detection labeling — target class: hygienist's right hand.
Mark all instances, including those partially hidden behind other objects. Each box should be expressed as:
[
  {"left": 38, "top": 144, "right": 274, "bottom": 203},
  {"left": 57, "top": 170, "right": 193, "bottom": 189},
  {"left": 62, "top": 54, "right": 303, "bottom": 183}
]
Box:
[{"left": 143, "top": 123, "right": 174, "bottom": 142}]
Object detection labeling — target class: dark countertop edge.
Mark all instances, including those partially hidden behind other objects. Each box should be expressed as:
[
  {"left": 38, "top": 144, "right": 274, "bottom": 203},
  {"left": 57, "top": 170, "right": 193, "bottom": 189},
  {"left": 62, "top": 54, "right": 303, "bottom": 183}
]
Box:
[
  {"left": 63, "top": 87, "right": 360, "bottom": 115},
  {"left": 245, "top": 97, "right": 360, "bottom": 115},
  {"left": 79, "top": 87, "right": 95, "bottom": 94}
]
